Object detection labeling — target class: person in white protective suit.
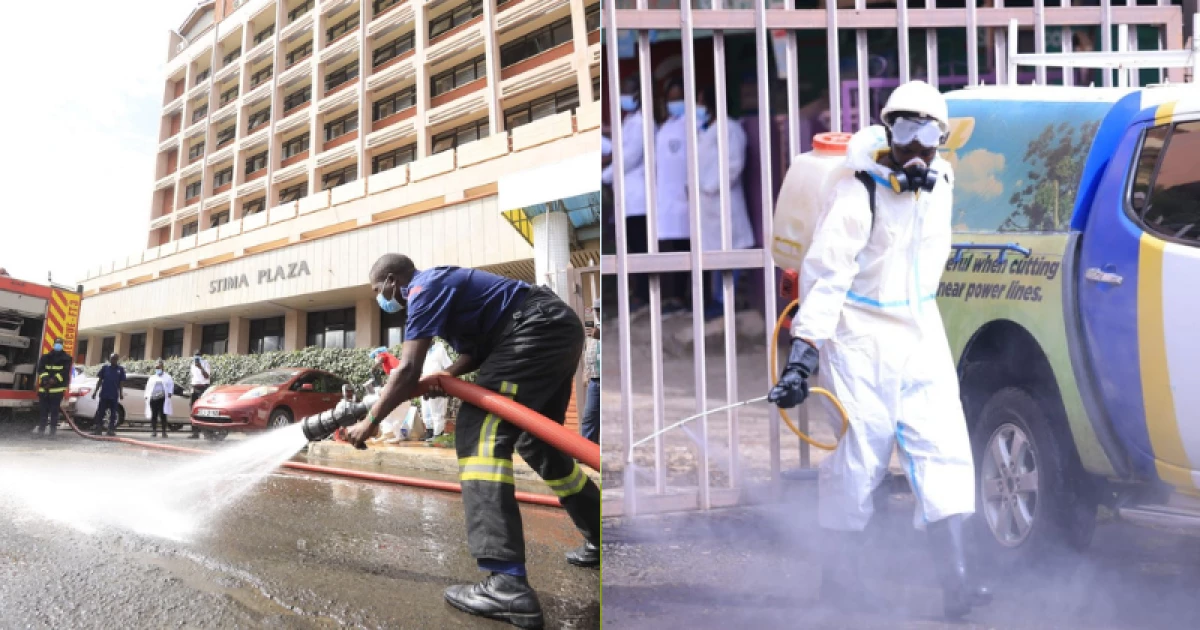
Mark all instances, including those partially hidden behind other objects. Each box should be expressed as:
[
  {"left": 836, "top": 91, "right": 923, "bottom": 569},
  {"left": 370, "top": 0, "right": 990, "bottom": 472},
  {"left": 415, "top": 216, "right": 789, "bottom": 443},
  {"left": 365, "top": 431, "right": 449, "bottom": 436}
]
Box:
[
  {"left": 419, "top": 341, "right": 454, "bottom": 441},
  {"left": 767, "top": 81, "right": 991, "bottom": 619}
]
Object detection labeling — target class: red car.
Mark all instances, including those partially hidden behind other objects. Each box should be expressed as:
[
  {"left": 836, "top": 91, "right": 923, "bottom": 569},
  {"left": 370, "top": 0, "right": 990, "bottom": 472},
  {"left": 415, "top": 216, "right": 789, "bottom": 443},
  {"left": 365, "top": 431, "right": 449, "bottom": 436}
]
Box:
[{"left": 190, "top": 368, "right": 351, "bottom": 436}]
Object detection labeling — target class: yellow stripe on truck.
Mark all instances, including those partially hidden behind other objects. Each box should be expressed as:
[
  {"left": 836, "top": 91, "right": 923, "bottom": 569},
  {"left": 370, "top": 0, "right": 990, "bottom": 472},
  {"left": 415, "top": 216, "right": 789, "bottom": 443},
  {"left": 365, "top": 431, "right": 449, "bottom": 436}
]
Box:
[
  {"left": 1155, "top": 101, "right": 1178, "bottom": 127},
  {"left": 1138, "top": 234, "right": 1193, "bottom": 488}
]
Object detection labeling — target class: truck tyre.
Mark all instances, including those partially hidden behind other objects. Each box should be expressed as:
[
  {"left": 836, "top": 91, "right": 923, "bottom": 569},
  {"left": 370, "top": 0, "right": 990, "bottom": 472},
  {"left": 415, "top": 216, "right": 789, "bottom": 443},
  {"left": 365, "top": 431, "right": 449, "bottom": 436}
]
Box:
[{"left": 971, "top": 386, "right": 1084, "bottom": 574}]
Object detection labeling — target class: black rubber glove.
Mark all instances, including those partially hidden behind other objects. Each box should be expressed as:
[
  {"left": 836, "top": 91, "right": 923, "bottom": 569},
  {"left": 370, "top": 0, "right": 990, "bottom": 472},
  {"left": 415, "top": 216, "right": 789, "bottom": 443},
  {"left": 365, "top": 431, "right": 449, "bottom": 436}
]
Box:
[{"left": 768, "top": 338, "right": 820, "bottom": 409}]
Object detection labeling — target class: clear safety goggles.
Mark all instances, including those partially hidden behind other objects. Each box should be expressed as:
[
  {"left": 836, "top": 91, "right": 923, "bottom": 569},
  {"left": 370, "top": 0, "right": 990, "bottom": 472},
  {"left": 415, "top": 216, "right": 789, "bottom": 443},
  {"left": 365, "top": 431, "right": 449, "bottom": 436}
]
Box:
[{"left": 890, "top": 117, "right": 943, "bottom": 148}]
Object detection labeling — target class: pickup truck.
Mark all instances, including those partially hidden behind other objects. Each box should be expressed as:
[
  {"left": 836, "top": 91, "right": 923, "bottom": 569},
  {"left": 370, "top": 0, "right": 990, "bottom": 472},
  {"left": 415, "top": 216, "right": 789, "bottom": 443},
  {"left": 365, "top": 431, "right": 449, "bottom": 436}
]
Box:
[
  {"left": 936, "top": 82, "right": 1200, "bottom": 570},
  {"left": 776, "top": 81, "right": 1200, "bottom": 571}
]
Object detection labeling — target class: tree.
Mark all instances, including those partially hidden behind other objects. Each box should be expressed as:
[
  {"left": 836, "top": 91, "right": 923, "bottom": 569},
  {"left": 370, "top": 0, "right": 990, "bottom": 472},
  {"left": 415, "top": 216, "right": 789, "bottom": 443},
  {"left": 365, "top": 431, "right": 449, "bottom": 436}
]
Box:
[{"left": 1000, "top": 120, "right": 1100, "bottom": 232}]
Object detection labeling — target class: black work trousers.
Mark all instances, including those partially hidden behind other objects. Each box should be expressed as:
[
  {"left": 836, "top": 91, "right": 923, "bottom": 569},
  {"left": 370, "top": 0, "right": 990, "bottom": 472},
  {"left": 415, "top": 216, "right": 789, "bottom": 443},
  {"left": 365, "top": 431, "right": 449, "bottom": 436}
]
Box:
[
  {"left": 455, "top": 286, "right": 602, "bottom": 564},
  {"left": 150, "top": 398, "right": 169, "bottom": 435},
  {"left": 189, "top": 385, "right": 208, "bottom": 435},
  {"left": 37, "top": 393, "right": 63, "bottom": 434}
]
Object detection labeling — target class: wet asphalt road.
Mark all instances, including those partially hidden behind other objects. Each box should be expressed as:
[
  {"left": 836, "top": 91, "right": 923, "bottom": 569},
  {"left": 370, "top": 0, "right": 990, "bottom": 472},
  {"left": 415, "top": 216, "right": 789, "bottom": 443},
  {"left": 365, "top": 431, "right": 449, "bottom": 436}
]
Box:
[
  {"left": 603, "top": 486, "right": 1200, "bottom": 630},
  {"left": 0, "top": 433, "right": 599, "bottom": 629}
]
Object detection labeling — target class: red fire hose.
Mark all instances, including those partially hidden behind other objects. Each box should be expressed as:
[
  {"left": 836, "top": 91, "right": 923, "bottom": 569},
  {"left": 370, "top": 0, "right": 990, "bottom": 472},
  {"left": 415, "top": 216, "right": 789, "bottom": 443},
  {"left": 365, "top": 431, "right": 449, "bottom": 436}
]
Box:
[
  {"left": 423, "top": 375, "right": 601, "bottom": 472},
  {"left": 55, "top": 372, "right": 598, "bottom": 509}
]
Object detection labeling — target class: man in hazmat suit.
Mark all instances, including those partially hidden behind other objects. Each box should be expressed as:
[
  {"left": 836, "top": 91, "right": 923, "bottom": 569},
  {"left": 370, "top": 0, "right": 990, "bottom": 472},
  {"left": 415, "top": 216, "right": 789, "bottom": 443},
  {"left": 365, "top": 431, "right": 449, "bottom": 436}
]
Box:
[{"left": 768, "top": 81, "right": 991, "bottom": 619}]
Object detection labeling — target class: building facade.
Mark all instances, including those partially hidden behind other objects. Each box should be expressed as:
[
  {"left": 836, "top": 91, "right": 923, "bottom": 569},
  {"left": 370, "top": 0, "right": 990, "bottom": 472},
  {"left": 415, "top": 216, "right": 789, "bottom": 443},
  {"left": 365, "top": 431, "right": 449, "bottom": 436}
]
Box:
[{"left": 78, "top": 0, "right": 601, "bottom": 365}]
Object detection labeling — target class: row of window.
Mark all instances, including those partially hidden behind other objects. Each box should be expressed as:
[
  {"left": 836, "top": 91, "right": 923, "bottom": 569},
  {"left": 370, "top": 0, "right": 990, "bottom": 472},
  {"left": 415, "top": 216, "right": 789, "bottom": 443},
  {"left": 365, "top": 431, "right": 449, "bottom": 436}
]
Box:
[
  {"left": 431, "top": 55, "right": 486, "bottom": 98},
  {"left": 284, "top": 85, "right": 312, "bottom": 111},
  {"left": 249, "top": 65, "right": 272, "bottom": 88},
  {"left": 95, "top": 309, "right": 402, "bottom": 360},
  {"left": 182, "top": 81, "right": 584, "bottom": 177},
  {"left": 288, "top": 0, "right": 314, "bottom": 24},
  {"left": 322, "top": 164, "right": 357, "bottom": 190},
  {"left": 189, "top": 0, "right": 598, "bottom": 96},
  {"left": 327, "top": 12, "right": 360, "bottom": 43},
  {"left": 216, "top": 126, "right": 236, "bottom": 147},
  {"left": 325, "top": 60, "right": 359, "bottom": 92}
]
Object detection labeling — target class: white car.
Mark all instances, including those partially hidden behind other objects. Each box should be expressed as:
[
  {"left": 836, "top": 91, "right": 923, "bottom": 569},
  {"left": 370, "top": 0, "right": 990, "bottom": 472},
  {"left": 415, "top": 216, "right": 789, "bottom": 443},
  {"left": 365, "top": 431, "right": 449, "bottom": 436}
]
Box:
[{"left": 68, "top": 374, "right": 193, "bottom": 431}]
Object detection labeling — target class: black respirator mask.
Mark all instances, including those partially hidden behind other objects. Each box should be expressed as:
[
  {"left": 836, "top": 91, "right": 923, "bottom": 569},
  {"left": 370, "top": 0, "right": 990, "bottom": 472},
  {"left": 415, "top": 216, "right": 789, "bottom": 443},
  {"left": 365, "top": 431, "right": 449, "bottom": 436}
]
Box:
[{"left": 888, "top": 158, "right": 939, "bottom": 194}]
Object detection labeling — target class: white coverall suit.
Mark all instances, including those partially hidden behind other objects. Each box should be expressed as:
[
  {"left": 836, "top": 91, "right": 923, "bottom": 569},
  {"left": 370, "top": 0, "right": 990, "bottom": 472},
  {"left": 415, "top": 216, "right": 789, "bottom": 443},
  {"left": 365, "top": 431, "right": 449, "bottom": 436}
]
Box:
[{"left": 792, "top": 125, "right": 976, "bottom": 531}]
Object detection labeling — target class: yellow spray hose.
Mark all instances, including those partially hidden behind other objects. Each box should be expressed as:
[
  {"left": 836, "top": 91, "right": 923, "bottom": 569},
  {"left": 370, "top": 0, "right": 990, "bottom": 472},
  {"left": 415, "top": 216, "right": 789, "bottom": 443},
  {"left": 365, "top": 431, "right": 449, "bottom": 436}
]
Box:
[{"left": 772, "top": 299, "right": 850, "bottom": 450}]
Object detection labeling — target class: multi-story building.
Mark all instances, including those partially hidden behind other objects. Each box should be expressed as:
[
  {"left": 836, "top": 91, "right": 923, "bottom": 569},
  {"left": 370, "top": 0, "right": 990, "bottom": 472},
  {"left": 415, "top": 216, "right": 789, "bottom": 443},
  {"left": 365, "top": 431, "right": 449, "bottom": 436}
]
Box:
[{"left": 77, "top": 0, "right": 601, "bottom": 365}]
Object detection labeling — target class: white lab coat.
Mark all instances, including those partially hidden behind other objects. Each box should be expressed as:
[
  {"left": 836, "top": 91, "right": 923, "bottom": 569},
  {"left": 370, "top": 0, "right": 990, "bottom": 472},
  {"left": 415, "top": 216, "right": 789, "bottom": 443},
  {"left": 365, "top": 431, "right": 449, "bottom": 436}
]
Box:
[
  {"left": 143, "top": 373, "right": 175, "bottom": 418},
  {"left": 601, "top": 109, "right": 649, "bottom": 218},
  {"left": 793, "top": 125, "right": 974, "bottom": 532},
  {"left": 697, "top": 117, "right": 755, "bottom": 251},
  {"left": 654, "top": 114, "right": 691, "bottom": 240}
]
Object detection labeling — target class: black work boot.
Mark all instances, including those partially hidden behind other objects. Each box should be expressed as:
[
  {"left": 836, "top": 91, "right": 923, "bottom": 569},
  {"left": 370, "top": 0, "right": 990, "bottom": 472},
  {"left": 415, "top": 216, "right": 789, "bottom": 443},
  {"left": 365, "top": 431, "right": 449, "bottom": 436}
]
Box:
[
  {"left": 90, "top": 424, "right": 103, "bottom": 436},
  {"left": 819, "top": 530, "right": 881, "bottom": 613},
  {"left": 424, "top": 428, "right": 435, "bottom": 441},
  {"left": 565, "top": 541, "right": 600, "bottom": 568},
  {"left": 444, "top": 573, "right": 544, "bottom": 628},
  {"left": 928, "top": 514, "right": 992, "bottom": 619}
]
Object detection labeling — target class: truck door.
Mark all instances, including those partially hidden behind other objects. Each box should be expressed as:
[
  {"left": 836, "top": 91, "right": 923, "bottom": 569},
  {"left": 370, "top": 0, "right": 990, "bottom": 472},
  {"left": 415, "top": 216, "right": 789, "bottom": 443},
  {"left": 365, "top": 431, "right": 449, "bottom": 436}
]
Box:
[{"left": 1078, "top": 114, "right": 1200, "bottom": 489}]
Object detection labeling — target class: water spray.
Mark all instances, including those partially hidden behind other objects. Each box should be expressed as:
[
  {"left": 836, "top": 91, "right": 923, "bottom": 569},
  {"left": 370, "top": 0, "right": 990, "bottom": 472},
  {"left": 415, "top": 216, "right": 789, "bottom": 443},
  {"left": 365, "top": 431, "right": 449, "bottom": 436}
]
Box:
[{"left": 625, "top": 299, "right": 853, "bottom": 466}]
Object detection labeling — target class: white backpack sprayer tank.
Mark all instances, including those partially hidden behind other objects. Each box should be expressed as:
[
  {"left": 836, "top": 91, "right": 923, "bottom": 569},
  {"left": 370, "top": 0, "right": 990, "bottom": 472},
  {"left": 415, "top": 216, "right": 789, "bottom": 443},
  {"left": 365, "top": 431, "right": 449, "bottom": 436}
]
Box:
[{"left": 771, "top": 132, "right": 853, "bottom": 273}]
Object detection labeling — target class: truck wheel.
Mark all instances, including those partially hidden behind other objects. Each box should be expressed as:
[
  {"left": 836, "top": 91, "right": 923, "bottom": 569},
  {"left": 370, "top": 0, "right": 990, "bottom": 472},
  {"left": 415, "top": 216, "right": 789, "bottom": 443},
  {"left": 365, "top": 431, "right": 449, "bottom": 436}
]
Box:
[{"left": 971, "top": 386, "right": 1083, "bottom": 573}]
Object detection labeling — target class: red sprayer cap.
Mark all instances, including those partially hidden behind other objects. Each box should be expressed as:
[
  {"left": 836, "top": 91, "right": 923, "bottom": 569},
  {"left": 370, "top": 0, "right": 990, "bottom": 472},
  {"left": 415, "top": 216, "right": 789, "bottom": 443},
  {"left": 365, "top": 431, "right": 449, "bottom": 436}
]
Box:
[{"left": 812, "top": 132, "right": 852, "bottom": 155}]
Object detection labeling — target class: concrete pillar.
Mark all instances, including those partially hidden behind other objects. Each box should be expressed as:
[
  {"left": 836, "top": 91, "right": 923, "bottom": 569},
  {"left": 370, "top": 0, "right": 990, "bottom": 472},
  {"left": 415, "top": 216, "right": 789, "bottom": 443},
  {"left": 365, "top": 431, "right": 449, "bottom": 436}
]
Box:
[
  {"left": 113, "top": 333, "right": 129, "bottom": 361},
  {"left": 532, "top": 212, "right": 572, "bottom": 303},
  {"left": 181, "top": 323, "right": 201, "bottom": 356},
  {"left": 145, "top": 327, "right": 162, "bottom": 361},
  {"left": 284, "top": 309, "right": 307, "bottom": 351},
  {"left": 481, "top": 0, "right": 502, "bottom": 136},
  {"left": 229, "top": 316, "right": 251, "bottom": 355},
  {"left": 84, "top": 335, "right": 102, "bottom": 366},
  {"left": 568, "top": 0, "right": 593, "bottom": 103},
  {"left": 355, "top": 297, "right": 379, "bottom": 349},
  {"left": 414, "top": 0, "right": 430, "bottom": 157}
]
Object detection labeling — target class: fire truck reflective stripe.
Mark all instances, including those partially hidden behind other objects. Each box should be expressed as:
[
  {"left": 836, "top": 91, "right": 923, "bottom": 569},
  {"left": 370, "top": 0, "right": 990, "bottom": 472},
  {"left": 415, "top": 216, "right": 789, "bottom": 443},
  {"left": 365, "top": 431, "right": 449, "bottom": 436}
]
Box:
[
  {"left": 41, "top": 290, "right": 80, "bottom": 356},
  {"left": 50, "top": 292, "right": 67, "bottom": 316},
  {"left": 1137, "top": 233, "right": 1194, "bottom": 489}
]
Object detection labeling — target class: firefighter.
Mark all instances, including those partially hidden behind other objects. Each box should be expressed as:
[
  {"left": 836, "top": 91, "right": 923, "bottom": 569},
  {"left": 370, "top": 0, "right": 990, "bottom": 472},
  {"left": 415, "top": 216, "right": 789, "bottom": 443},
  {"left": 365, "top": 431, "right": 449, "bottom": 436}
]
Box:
[
  {"left": 346, "top": 254, "right": 601, "bottom": 629},
  {"left": 34, "top": 337, "right": 72, "bottom": 439}
]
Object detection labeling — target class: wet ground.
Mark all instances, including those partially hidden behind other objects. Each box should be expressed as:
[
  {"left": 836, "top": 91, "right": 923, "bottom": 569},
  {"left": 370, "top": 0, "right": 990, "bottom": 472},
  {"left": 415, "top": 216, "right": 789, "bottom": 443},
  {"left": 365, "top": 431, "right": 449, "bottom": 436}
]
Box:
[
  {"left": 602, "top": 486, "right": 1200, "bottom": 630},
  {"left": 0, "top": 431, "right": 599, "bottom": 629}
]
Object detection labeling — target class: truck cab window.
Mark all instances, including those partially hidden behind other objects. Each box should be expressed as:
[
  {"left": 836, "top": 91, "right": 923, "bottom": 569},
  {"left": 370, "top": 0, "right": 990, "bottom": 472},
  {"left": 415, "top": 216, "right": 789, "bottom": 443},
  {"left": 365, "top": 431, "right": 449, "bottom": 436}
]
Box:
[{"left": 1134, "top": 121, "right": 1200, "bottom": 241}]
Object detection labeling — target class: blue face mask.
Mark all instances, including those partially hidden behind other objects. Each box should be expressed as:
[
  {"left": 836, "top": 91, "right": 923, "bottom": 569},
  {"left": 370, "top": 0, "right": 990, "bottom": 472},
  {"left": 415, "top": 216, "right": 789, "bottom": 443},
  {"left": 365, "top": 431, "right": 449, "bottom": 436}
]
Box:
[
  {"left": 620, "top": 95, "right": 638, "bottom": 112},
  {"left": 156, "top": 369, "right": 164, "bottom": 376},
  {"left": 53, "top": 343, "right": 63, "bottom": 351},
  {"left": 667, "top": 100, "right": 685, "bottom": 118},
  {"left": 376, "top": 279, "right": 404, "bottom": 314}
]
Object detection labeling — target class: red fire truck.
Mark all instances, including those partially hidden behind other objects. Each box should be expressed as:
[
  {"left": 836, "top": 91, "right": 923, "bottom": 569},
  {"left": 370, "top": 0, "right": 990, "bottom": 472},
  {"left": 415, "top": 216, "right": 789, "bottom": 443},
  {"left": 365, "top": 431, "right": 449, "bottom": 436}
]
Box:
[{"left": 0, "top": 275, "right": 83, "bottom": 426}]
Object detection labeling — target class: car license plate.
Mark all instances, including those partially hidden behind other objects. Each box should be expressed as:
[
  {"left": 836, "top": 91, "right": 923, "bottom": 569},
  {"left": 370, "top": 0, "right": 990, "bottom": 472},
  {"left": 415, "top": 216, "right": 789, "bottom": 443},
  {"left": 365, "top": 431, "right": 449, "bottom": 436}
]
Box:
[{"left": 196, "top": 408, "right": 221, "bottom": 418}]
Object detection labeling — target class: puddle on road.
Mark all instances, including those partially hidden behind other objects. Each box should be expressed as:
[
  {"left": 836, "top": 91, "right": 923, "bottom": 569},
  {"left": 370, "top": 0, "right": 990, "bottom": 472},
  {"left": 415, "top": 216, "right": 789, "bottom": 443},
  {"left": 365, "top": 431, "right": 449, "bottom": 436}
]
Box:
[{"left": 0, "top": 425, "right": 308, "bottom": 542}]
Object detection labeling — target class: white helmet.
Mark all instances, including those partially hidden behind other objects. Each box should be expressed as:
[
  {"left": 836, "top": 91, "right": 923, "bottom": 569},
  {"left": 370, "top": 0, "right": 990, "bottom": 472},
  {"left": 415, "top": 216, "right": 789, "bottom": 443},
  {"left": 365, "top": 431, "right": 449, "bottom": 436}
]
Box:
[{"left": 880, "top": 80, "right": 949, "bottom": 135}]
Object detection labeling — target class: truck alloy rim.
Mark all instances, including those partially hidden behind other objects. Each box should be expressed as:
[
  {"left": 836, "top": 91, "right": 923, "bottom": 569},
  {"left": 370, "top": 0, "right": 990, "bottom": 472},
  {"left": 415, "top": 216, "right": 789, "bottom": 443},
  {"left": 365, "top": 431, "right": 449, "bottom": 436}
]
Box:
[{"left": 980, "top": 422, "right": 1040, "bottom": 547}]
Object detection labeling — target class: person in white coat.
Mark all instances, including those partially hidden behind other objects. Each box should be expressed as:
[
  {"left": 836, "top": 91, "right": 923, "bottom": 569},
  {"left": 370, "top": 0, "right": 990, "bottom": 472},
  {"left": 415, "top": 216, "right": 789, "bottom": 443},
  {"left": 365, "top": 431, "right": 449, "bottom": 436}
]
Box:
[
  {"left": 144, "top": 360, "right": 175, "bottom": 438},
  {"left": 695, "top": 84, "right": 754, "bottom": 323},
  {"left": 768, "top": 81, "right": 991, "bottom": 619},
  {"left": 602, "top": 75, "right": 652, "bottom": 311},
  {"left": 654, "top": 76, "right": 692, "bottom": 312}
]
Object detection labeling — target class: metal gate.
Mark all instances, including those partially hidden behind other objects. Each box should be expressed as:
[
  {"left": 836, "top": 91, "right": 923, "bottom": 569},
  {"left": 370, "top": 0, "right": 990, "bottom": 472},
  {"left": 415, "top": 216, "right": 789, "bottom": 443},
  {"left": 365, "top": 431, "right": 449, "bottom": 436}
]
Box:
[{"left": 601, "top": 0, "right": 1185, "bottom": 517}]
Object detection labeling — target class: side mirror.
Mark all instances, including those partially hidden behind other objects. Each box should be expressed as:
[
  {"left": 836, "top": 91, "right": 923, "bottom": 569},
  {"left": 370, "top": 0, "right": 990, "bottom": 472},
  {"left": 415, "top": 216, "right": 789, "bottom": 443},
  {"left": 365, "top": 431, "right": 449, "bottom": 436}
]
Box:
[{"left": 300, "top": 383, "right": 315, "bottom": 391}]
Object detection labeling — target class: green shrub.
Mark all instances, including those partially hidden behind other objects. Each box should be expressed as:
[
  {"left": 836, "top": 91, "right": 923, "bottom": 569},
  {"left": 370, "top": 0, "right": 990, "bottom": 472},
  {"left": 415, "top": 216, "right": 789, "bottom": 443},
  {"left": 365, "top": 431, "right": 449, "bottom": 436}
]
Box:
[{"left": 81, "top": 339, "right": 474, "bottom": 395}]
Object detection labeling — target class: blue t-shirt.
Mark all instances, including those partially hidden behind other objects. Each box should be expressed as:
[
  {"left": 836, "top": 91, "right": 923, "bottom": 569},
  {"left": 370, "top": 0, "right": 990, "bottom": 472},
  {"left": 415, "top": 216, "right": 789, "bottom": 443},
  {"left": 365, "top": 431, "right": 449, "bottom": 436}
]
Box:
[
  {"left": 96, "top": 365, "right": 127, "bottom": 400},
  {"left": 403, "top": 266, "right": 529, "bottom": 355}
]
